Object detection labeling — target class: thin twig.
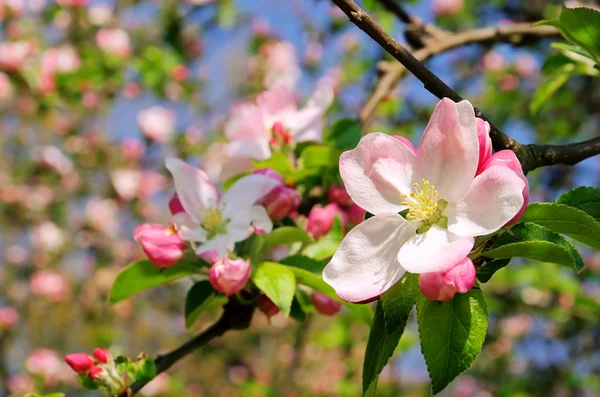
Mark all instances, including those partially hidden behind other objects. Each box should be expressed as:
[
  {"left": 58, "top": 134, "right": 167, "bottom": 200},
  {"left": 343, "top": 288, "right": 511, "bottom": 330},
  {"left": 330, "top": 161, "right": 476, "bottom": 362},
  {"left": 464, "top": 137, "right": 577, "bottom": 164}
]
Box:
[{"left": 331, "top": 0, "right": 600, "bottom": 172}]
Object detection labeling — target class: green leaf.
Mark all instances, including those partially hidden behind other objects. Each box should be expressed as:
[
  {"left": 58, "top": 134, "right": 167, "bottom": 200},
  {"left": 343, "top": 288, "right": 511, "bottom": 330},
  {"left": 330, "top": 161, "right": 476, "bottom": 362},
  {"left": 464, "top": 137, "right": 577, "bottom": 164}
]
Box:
[
  {"left": 290, "top": 289, "right": 314, "bottom": 322},
  {"left": 302, "top": 216, "right": 344, "bottom": 260},
  {"left": 136, "top": 357, "right": 157, "bottom": 382},
  {"left": 184, "top": 281, "right": 227, "bottom": 328},
  {"left": 261, "top": 227, "right": 313, "bottom": 253},
  {"left": 299, "top": 145, "right": 342, "bottom": 170},
  {"left": 326, "top": 118, "right": 362, "bottom": 150},
  {"left": 520, "top": 202, "right": 600, "bottom": 250},
  {"left": 558, "top": 6, "right": 600, "bottom": 63},
  {"left": 417, "top": 289, "right": 488, "bottom": 395},
  {"left": 362, "top": 274, "right": 418, "bottom": 395},
  {"left": 556, "top": 186, "right": 600, "bottom": 221},
  {"left": 280, "top": 254, "right": 326, "bottom": 273},
  {"left": 530, "top": 64, "right": 574, "bottom": 115},
  {"left": 479, "top": 222, "right": 585, "bottom": 279},
  {"left": 253, "top": 152, "right": 294, "bottom": 179},
  {"left": 253, "top": 262, "right": 296, "bottom": 316},
  {"left": 110, "top": 260, "right": 198, "bottom": 303},
  {"left": 287, "top": 266, "right": 372, "bottom": 325},
  {"left": 78, "top": 375, "right": 99, "bottom": 390}
]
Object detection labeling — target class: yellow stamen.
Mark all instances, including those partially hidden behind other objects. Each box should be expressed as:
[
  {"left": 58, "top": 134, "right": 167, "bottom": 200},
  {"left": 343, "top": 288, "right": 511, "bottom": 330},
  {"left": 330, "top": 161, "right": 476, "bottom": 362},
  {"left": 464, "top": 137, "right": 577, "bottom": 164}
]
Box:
[{"left": 401, "top": 179, "right": 439, "bottom": 221}]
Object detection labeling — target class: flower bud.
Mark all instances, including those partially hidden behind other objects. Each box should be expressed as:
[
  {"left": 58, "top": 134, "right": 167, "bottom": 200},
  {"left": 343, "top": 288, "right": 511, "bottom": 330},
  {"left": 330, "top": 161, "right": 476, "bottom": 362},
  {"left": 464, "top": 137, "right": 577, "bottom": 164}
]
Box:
[
  {"left": 168, "top": 194, "right": 184, "bottom": 215},
  {"left": 419, "top": 257, "right": 476, "bottom": 301},
  {"left": 306, "top": 203, "right": 348, "bottom": 239},
  {"left": 311, "top": 292, "right": 342, "bottom": 316},
  {"left": 327, "top": 185, "right": 352, "bottom": 207},
  {"left": 262, "top": 186, "right": 301, "bottom": 221},
  {"left": 133, "top": 223, "right": 186, "bottom": 268},
  {"left": 93, "top": 348, "right": 109, "bottom": 364},
  {"left": 258, "top": 295, "right": 280, "bottom": 317},
  {"left": 0, "top": 307, "right": 18, "bottom": 330},
  {"left": 88, "top": 365, "right": 105, "bottom": 381},
  {"left": 208, "top": 257, "right": 251, "bottom": 296},
  {"left": 346, "top": 203, "right": 366, "bottom": 226},
  {"left": 64, "top": 353, "right": 94, "bottom": 373}
]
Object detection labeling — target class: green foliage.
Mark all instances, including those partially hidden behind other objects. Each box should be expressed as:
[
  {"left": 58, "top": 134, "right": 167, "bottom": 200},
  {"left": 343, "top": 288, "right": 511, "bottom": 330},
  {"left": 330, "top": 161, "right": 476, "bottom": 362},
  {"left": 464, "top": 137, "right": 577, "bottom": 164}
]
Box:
[
  {"left": 521, "top": 202, "right": 600, "bottom": 250},
  {"left": 78, "top": 375, "right": 99, "bottom": 390},
  {"left": 110, "top": 260, "right": 199, "bottom": 303},
  {"left": 302, "top": 216, "right": 344, "bottom": 260},
  {"left": 326, "top": 118, "right": 363, "bottom": 150},
  {"left": 253, "top": 262, "right": 297, "bottom": 316},
  {"left": 136, "top": 356, "right": 158, "bottom": 382},
  {"left": 25, "top": 393, "right": 66, "bottom": 397},
  {"left": 253, "top": 152, "right": 295, "bottom": 180},
  {"left": 260, "top": 227, "right": 313, "bottom": 254},
  {"left": 362, "top": 274, "right": 418, "bottom": 396},
  {"left": 417, "top": 289, "right": 488, "bottom": 395},
  {"left": 280, "top": 254, "right": 326, "bottom": 273},
  {"left": 556, "top": 186, "right": 600, "bottom": 221},
  {"left": 479, "top": 222, "right": 585, "bottom": 281},
  {"left": 184, "top": 281, "right": 227, "bottom": 328},
  {"left": 530, "top": 63, "right": 574, "bottom": 115},
  {"left": 298, "top": 145, "right": 342, "bottom": 170}
]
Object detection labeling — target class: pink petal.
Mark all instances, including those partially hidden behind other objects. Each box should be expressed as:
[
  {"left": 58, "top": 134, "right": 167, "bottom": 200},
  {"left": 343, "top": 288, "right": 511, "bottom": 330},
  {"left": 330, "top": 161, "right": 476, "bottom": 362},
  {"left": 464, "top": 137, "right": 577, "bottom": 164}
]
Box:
[
  {"left": 475, "top": 118, "right": 492, "bottom": 173},
  {"left": 226, "top": 138, "right": 271, "bottom": 161},
  {"left": 224, "top": 103, "right": 266, "bottom": 141},
  {"left": 392, "top": 135, "right": 416, "bottom": 154},
  {"left": 165, "top": 158, "right": 219, "bottom": 224},
  {"left": 415, "top": 98, "right": 479, "bottom": 202},
  {"left": 398, "top": 225, "right": 474, "bottom": 273},
  {"left": 339, "top": 133, "right": 417, "bottom": 215},
  {"left": 446, "top": 164, "right": 526, "bottom": 237},
  {"left": 202, "top": 143, "right": 254, "bottom": 183},
  {"left": 323, "top": 213, "right": 414, "bottom": 303},
  {"left": 256, "top": 84, "right": 297, "bottom": 119}
]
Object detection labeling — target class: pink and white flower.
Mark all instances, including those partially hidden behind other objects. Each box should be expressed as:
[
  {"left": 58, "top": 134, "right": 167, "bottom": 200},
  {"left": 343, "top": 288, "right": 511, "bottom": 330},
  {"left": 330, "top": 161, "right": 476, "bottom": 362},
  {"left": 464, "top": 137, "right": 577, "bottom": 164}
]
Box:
[
  {"left": 205, "top": 84, "right": 333, "bottom": 182},
  {"left": 96, "top": 28, "right": 131, "bottom": 58},
  {"left": 134, "top": 223, "right": 186, "bottom": 268},
  {"left": 262, "top": 41, "right": 301, "bottom": 89},
  {"left": 137, "top": 106, "right": 176, "bottom": 143},
  {"left": 323, "top": 99, "right": 526, "bottom": 303},
  {"left": 0, "top": 40, "right": 34, "bottom": 71},
  {"left": 166, "top": 158, "right": 280, "bottom": 258}
]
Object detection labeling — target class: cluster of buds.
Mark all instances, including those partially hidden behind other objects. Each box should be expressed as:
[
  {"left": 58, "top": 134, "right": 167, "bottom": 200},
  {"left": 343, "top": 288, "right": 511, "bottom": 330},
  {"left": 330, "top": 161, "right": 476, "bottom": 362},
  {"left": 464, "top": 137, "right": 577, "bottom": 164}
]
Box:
[
  {"left": 306, "top": 184, "right": 366, "bottom": 239},
  {"left": 254, "top": 168, "right": 301, "bottom": 222},
  {"left": 269, "top": 122, "right": 293, "bottom": 149},
  {"left": 65, "top": 349, "right": 156, "bottom": 394}
]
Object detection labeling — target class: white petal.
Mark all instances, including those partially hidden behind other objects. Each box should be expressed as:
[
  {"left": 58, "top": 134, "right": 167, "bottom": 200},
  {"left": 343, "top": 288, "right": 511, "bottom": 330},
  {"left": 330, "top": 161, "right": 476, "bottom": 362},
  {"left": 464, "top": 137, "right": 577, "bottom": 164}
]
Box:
[
  {"left": 196, "top": 235, "right": 235, "bottom": 258},
  {"left": 226, "top": 139, "right": 271, "bottom": 161},
  {"left": 226, "top": 205, "right": 273, "bottom": 242},
  {"left": 398, "top": 225, "right": 474, "bottom": 274},
  {"left": 249, "top": 205, "right": 273, "bottom": 234},
  {"left": 415, "top": 99, "right": 479, "bottom": 202},
  {"left": 165, "top": 158, "right": 219, "bottom": 223},
  {"left": 323, "top": 213, "right": 414, "bottom": 303},
  {"left": 257, "top": 84, "right": 298, "bottom": 120},
  {"left": 171, "top": 213, "right": 207, "bottom": 242},
  {"left": 339, "top": 133, "right": 417, "bottom": 215},
  {"left": 285, "top": 84, "right": 334, "bottom": 142},
  {"left": 447, "top": 164, "right": 526, "bottom": 237},
  {"left": 222, "top": 174, "right": 281, "bottom": 212},
  {"left": 224, "top": 103, "right": 266, "bottom": 141}
]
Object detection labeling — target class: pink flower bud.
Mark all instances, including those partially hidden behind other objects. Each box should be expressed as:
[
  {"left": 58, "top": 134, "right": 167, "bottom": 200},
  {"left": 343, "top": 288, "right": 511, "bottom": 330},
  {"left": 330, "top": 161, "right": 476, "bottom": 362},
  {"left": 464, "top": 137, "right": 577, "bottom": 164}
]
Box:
[
  {"left": 419, "top": 257, "right": 476, "bottom": 301},
  {"left": 168, "top": 194, "right": 185, "bottom": 215},
  {"left": 137, "top": 106, "right": 176, "bottom": 143},
  {"left": 0, "top": 307, "right": 18, "bottom": 330},
  {"left": 64, "top": 353, "right": 94, "bottom": 373},
  {"left": 258, "top": 295, "right": 280, "bottom": 317},
  {"left": 480, "top": 150, "right": 529, "bottom": 226},
  {"left": 310, "top": 292, "right": 342, "bottom": 316},
  {"left": 476, "top": 118, "right": 492, "bottom": 173},
  {"left": 347, "top": 203, "right": 366, "bottom": 226},
  {"left": 170, "top": 65, "right": 189, "bottom": 82},
  {"left": 208, "top": 257, "right": 251, "bottom": 296},
  {"left": 261, "top": 186, "right": 301, "bottom": 221},
  {"left": 253, "top": 168, "right": 284, "bottom": 184},
  {"left": 133, "top": 223, "right": 186, "bottom": 268},
  {"left": 93, "top": 348, "right": 109, "bottom": 364},
  {"left": 327, "top": 185, "right": 352, "bottom": 207},
  {"left": 88, "top": 365, "right": 105, "bottom": 381},
  {"left": 306, "top": 203, "right": 348, "bottom": 239}
]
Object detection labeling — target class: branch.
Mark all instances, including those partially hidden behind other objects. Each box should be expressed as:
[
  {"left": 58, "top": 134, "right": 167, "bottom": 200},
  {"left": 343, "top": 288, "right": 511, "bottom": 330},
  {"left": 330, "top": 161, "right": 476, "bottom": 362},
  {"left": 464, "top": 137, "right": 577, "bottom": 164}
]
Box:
[
  {"left": 361, "top": 23, "right": 559, "bottom": 123},
  {"left": 118, "top": 299, "right": 255, "bottom": 397},
  {"left": 332, "top": 0, "right": 600, "bottom": 172}
]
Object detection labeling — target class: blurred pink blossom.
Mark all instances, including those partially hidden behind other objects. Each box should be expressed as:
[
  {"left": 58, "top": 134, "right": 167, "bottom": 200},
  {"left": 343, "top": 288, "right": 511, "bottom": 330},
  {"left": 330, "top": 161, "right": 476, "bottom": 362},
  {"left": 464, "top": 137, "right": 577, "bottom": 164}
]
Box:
[
  {"left": 137, "top": 106, "right": 176, "bottom": 143},
  {"left": 141, "top": 373, "right": 170, "bottom": 397},
  {"left": 252, "top": 18, "right": 270, "bottom": 37},
  {"left": 311, "top": 291, "right": 342, "bottom": 316},
  {"left": 139, "top": 170, "right": 167, "bottom": 199},
  {"left": 262, "top": 41, "right": 301, "bottom": 89},
  {"left": 55, "top": 0, "right": 88, "bottom": 6},
  {"left": 96, "top": 28, "right": 131, "bottom": 58},
  {"left": 327, "top": 185, "right": 352, "bottom": 207},
  {"left": 0, "top": 71, "right": 13, "bottom": 100},
  {"left": 0, "top": 40, "right": 34, "bottom": 71},
  {"left": 0, "top": 306, "right": 18, "bottom": 330},
  {"left": 86, "top": 198, "right": 120, "bottom": 235},
  {"left": 8, "top": 375, "right": 35, "bottom": 396},
  {"left": 0, "top": 0, "right": 25, "bottom": 18},
  {"left": 88, "top": 4, "right": 113, "bottom": 25},
  {"left": 121, "top": 138, "right": 146, "bottom": 162},
  {"left": 110, "top": 168, "right": 141, "bottom": 201},
  {"left": 482, "top": 51, "right": 507, "bottom": 72},
  {"left": 499, "top": 74, "right": 519, "bottom": 91},
  {"left": 432, "top": 0, "right": 464, "bottom": 17},
  {"left": 515, "top": 54, "right": 538, "bottom": 78},
  {"left": 346, "top": 203, "right": 365, "bottom": 226},
  {"left": 26, "top": 348, "right": 68, "bottom": 383},
  {"left": 36, "top": 145, "right": 74, "bottom": 175},
  {"left": 30, "top": 270, "right": 70, "bottom": 301},
  {"left": 31, "top": 221, "right": 66, "bottom": 252},
  {"left": 306, "top": 203, "right": 348, "bottom": 239}
]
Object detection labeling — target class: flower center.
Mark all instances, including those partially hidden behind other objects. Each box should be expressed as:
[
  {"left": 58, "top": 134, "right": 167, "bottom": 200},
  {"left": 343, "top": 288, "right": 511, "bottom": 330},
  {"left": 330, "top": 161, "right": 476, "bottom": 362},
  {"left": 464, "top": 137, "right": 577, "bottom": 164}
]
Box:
[
  {"left": 269, "top": 121, "right": 293, "bottom": 149},
  {"left": 200, "top": 205, "right": 229, "bottom": 239},
  {"left": 402, "top": 179, "right": 439, "bottom": 221}
]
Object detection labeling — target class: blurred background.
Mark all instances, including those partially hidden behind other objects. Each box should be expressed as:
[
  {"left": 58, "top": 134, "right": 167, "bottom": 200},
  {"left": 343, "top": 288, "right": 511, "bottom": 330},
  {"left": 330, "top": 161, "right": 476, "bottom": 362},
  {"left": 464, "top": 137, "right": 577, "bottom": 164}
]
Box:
[{"left": 1, "top": 0, "right": 600, "bottom": 396}]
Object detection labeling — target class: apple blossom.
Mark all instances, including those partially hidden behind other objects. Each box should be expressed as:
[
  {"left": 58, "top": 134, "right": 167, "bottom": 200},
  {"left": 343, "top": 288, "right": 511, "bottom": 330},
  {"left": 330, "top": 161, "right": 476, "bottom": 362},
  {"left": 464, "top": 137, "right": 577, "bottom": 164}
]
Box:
[
  {"left": 64, "top": 353, "right": 94, "bottom": 373},
  {"left": 0, "top": 307, "right": 18, "bottom": 330},
  {"left": 133, "top": 223, "right": 186, "bottom": 268},
  {"left": 205, "top": 83, "right": 333, "bottom": 181},
  {"left": 93, "top": 348, "right": 109, "bottom": 364},
  {"left": 432, "top": 0, "right": 464, "bottom": 17},
  {"left": 262, "top": 41, "right": 301, "bottom": 89},
  {"left": 30, "top": 270, "right": 70, "bottom": 302},
  {"left": 419, "top": 257, "right": 476, "bottom": 301},
  {"left": 254, "top": 168, "right": 301, "bottom": 221},
  {"left": 110, "top": 169, "right": 141, "bottom": 201},
  {"left": 311, "top": 291, "right": 342, "bottom": 316},
  {"left": 166, "top": 158, "right": 279, "bottom": 258},
  {"left": 323, "top": 98, "right": 526, "bottom": 303},
  {"left": 96, "top": 28, "right": 131, "bottom": 58},
  {"left": 0, "top": 40, "right": 34, "bottom": 71},
  {"left": 169, "top": 194, "right": 185, "bottom": 215},
  {"left": 137, "top": 106, "right": 176, "bottom": 143},
  {"left": 306, "top": 203, "right": 348, "bottom": 239},
  {"left": 208, "top": 257, "right": 252, "bottom": 296},
  {"left": 88, "top": 365, "right": 105, "bottom": 381}
]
